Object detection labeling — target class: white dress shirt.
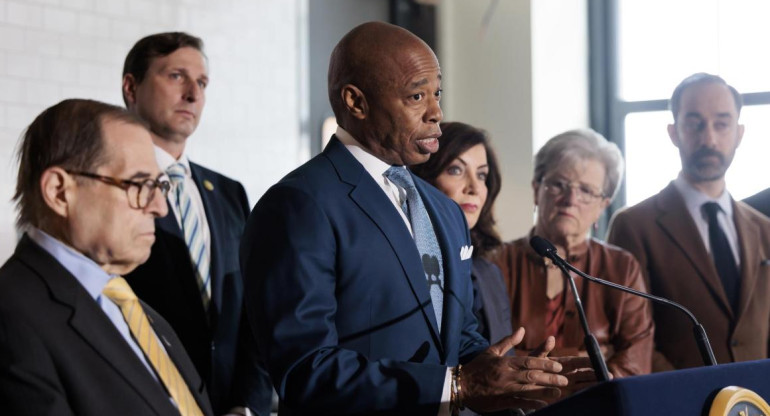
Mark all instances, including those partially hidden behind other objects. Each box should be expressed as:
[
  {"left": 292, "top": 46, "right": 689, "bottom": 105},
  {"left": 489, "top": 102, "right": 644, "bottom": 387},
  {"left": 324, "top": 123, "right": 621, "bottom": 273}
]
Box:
[
  {"left": 673, "top": 174, "right": 741, "bottom": 267},
  {"left": 334, "top": 126, "right": 452, "bottom": 416},
  {"left": 154, "top": 146, "right": 212, "bottom": 265},
  {"left": 335, "top": 127, "right": 414, "bottom": 235}
]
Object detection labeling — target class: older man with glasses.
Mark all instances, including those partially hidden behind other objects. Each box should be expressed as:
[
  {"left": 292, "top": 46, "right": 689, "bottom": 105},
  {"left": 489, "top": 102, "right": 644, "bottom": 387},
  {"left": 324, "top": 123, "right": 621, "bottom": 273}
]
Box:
[{"left": 0, "top": 98, "right": 213, "bottom": 416}]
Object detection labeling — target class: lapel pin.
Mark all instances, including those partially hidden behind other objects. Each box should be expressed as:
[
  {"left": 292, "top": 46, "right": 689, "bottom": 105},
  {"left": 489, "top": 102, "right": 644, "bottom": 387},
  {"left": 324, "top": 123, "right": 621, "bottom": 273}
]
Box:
[{"left": 203, "top": 180, "right": 214, "bottom": 191}]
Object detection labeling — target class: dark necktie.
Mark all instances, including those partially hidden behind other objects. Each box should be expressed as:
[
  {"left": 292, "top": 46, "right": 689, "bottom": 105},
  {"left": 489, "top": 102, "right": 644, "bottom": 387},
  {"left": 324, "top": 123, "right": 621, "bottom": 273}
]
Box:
[
  {"left": 702, "top": 202, "right": 740, "bottom": 311},
  {"left": 385, "top": 166, "right": 444, "bottom": 329}
]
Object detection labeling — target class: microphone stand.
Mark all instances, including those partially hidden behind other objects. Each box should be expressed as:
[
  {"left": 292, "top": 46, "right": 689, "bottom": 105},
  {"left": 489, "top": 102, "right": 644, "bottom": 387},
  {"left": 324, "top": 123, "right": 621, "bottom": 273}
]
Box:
[
  {"left": 561, "top": 261, "right": 717, "bottom": 367},
  {"left": 549, "top": 254, "right": 611, "bottom": 382},
  {"left": 530, "top": 235, "right": 717, "bottom": 368}
]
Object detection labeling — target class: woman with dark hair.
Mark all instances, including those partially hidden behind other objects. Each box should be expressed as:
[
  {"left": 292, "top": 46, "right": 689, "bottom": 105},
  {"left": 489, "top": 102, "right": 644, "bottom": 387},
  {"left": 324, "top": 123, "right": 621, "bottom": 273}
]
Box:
[
  {"left": 493, "top": 128, "right": 654, "bottom": 378},
  {"left": 411, "top": 121, "right": 512, "bottom": 344}
]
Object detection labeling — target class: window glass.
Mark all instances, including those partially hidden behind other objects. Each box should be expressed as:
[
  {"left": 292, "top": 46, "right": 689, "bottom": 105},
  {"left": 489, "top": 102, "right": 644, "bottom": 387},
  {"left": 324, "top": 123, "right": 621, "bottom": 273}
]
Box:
[
  {"left": 624, "top": 106, "right": 770, "bottom": 206},
  {"left": 726, "top": 105, "right": 770, "bottom": 200},
  {"left": 618, "top": 0, "right": 770, "bottom": 101},
  {"left": 624, "top": 111, "right": 680, "bottom": 206}
]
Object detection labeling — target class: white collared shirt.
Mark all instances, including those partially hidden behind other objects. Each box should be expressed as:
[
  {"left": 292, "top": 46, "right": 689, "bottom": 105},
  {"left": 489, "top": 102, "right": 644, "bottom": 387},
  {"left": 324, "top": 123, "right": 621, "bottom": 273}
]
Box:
[
  {"left": 673, "top": 174, "right": 741, "bottom": 267},
  {"left": 154, "top": 146, "right": 212, "bottom": 264},
  {"left": 335, "top": 127, "right": 413, "bottom": 235}
]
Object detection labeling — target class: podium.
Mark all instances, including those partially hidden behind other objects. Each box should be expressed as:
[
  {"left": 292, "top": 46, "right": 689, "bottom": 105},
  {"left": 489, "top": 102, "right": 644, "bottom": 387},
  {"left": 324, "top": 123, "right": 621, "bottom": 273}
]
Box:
[{"left": 532, "top": 359, "right": 770, "bottom": 415}]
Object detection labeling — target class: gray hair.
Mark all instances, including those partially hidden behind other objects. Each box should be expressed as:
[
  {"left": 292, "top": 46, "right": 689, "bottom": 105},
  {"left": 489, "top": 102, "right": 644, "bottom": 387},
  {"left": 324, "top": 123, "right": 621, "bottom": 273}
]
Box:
[{"left": 533, "top": 128, "right": 625, "bottom": 201}]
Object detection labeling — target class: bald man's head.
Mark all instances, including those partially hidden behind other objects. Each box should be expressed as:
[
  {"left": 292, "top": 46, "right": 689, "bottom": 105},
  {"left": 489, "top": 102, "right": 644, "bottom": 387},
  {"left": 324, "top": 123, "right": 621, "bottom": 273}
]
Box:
[
  {"left": 328, "top": 22, "right": 429, "bottom": 119},
  {"left": 327, "top": 21, "right": 444, "bottom": 166}
]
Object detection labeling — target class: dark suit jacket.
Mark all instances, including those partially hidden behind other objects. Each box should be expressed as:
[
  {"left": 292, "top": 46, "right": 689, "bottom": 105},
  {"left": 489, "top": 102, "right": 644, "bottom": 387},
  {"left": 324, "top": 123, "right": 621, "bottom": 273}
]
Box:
[
  {"left": 126, "top": 162, "right": 271, "bottom": 414},
  {"left": 471, "top": 258, "right": 513, "bottom": 345},
  {"left": 0, "top": 235, "right": 214, "bottom": 416},
  {"left": 743, "top": 187, "right": 770, "bottom": 218},
  {"left": 240, "top": 137, "right": 488, "bottom": 415},
  {"left": 608, "top": 182, "right": 770, "bottom": 370}
]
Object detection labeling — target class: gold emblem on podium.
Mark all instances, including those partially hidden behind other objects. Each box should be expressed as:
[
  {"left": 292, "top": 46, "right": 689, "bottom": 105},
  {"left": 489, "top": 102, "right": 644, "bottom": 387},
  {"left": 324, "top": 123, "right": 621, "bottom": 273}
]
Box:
[{"left": 710, "top": 386, "right": 770, "bottom": 416}]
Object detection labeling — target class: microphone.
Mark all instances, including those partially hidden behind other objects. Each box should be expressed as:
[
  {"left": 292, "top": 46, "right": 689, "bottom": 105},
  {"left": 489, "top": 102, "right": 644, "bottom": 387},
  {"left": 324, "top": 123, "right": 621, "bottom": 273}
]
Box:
[
  {"left": 530, "top": 236, "right": 717, "bottom": 367},
  {"left": 530, "top": 236, "right": 611, "bottom": 382}
]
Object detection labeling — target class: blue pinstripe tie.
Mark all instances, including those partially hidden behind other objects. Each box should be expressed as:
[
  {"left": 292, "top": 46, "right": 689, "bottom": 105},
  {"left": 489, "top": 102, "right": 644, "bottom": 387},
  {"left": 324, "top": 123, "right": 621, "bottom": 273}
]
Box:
[
  {"left": 167, "top": 163, "right": 211, "bottom": 310},
  {"left": 385, "top": 166, "right": 444, "bottom": 329}
]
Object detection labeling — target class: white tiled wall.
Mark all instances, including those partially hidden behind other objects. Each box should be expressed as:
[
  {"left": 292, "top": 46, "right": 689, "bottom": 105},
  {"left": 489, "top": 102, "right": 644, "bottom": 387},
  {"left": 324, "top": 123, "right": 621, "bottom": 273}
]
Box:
[{"left": 0, "top": 0, "right": 308, "bottom": 259}]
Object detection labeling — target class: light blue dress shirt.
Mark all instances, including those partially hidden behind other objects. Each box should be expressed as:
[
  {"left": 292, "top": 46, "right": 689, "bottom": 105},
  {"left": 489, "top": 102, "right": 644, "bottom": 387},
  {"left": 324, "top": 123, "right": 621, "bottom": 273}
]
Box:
[{"left": 28, "top": 228, "right": 161, "bottom": 383}]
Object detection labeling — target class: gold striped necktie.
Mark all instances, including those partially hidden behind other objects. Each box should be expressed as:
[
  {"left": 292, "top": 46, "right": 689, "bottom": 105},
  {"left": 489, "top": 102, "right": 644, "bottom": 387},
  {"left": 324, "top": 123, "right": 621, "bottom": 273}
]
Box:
[{"left": 103, "top": 277, "right": 204, "bottom": 416}]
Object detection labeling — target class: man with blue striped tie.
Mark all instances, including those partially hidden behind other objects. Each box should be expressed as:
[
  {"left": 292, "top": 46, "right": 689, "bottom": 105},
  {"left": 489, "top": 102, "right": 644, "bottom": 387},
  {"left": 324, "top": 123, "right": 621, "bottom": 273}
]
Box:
[{"left": 121, "top": 32, "right": 271, "bottom": 416}]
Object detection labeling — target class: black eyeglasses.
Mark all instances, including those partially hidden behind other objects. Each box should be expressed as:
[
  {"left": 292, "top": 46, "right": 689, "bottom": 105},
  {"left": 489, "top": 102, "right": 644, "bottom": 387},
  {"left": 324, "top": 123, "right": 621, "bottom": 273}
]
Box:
[
  {"left": 541, "top": 179, "right": 606, "bottom": 204},
  {"left": 67, "top": 171, "right": 171, "bottom": 209}
]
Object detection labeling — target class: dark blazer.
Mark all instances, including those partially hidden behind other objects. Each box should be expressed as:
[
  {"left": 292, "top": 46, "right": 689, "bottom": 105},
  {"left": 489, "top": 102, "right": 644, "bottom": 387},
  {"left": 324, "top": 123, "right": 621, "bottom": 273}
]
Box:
[
  {"left": 608, "top": 182, "right": 770, "bottom": 370},
  {"left": 743, "top": 187, "right": 770, "bottom": 218},
  {"left": 0, "top": 235, "right": 214, "bottom": 416},
  {"left": 125, "top": 162, "right": 271, "bottom": 414},
  {"left": 240, "top": 137, "right": 488, "bottom": 415},
  {"left": 471, "top": 258, "right": 513, "bottom": 345}
]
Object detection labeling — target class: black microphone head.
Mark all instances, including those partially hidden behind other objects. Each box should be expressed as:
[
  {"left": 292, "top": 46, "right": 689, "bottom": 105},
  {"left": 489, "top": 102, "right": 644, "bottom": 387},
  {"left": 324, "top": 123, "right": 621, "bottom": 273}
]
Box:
[{"left": 529, "top": 236, "right": 556, "bottom": 258}]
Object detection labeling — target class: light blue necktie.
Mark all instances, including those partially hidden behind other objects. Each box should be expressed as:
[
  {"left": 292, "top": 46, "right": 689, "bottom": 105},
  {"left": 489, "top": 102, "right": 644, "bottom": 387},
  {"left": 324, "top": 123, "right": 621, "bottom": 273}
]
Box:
[
  {"left": 385, "top": 166, "right": 444, "bottom": 329},
  {"left": 167, "top": 162, "right": 211, "bottom": 310}
]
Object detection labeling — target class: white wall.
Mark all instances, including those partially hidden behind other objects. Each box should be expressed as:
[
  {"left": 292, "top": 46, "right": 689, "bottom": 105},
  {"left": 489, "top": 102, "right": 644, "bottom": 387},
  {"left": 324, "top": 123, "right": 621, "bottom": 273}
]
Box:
[
  {"left": 0, "top": 0, "right": 307, "bottom": 259},
  {"left": 531, "top": 0, "right": 589, "bottom": 152},
  {"left": 438, "top": 0, "right": 588, "bottom": 241}
]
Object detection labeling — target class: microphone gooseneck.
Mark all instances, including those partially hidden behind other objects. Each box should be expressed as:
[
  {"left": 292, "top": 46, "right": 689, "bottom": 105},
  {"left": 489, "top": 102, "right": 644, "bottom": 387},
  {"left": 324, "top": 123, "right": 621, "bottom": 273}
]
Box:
[
  {"left": 529, "top": 236, "right": 611, "bottom": 382},
  {"left": 529, "top": 236, "right": 717, "bottom": 367}
]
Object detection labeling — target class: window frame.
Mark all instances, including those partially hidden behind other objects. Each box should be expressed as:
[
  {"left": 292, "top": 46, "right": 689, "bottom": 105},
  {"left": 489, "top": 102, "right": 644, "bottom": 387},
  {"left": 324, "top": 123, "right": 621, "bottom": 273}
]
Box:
[{"left": 588, "top": 0, "right": 770, "bottom": 237}]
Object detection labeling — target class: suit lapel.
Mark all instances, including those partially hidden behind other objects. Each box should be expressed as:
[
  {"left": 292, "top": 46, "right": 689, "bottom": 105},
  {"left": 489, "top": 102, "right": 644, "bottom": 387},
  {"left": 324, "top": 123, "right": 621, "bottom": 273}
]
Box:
[
  {"left": 190, "top": 163, "right": 223, "bottom": 317},
  {"left": 471, "top": 261, "right": 498, "bottom": 341},
  {"left": 656, "top": 183, "right": 733, "bottom": 316},
  {"left": 324, "top": 138, "right": 443, "bottom": 349},
  {"left": 16, "top": 236, "right": 175, "bottom": 415},
  {"left": 145, "top": 305, "right": 209, "bottom": 412},
  {"left": 733, "top": 202, "right": 761, "bottom": 321}
]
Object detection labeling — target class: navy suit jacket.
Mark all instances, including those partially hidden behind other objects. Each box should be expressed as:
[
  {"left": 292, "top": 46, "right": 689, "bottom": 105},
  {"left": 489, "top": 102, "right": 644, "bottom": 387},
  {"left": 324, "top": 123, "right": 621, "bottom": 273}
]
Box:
[
  {"left": 126, "top": 162, "right": 272, "bottom": 414},
  {"left": 744, "top": 187, "right": 770, "bottom": 218},
  {"left": 0, "top": 236, "right": 214, "bottom": 416},
  {"left": 240, "top": 137, "right": 488, "bottom": 415}
]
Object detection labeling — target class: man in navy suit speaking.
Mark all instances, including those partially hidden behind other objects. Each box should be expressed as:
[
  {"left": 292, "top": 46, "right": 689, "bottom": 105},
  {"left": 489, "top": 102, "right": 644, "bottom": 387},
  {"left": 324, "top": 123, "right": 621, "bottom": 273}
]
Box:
[{"left": 240, "top": 22, "right": 590, "bottom": 415}]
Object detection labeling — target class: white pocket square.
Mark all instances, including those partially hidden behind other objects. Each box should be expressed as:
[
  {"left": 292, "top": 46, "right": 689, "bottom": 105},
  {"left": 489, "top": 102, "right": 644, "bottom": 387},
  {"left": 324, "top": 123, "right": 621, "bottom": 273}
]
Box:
[{"left": 460, "top": 245, "right": 473, "bottom": 261}]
